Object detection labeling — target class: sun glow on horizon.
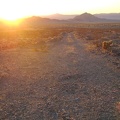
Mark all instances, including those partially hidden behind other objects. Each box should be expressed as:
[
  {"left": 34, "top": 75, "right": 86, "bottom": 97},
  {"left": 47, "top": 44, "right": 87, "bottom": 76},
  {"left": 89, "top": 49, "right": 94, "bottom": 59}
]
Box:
[
  {"left": 0, "top": 0, "right": 119, "bottom": 21},
  {"left": 0, "top": 13, "right": 30, "bottom": 23},
  {"left": 0, "top": 15, "right": 22, "bottom": 21},
  {"left": 1, "top": 19, "right": 21, "bottom": 27}
]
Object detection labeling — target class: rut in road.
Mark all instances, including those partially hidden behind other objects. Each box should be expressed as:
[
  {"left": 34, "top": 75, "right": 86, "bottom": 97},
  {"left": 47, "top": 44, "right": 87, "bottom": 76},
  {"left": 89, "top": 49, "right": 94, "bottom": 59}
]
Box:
[{"left": 0, "top": 32, "right": 120, "bottom": 120}]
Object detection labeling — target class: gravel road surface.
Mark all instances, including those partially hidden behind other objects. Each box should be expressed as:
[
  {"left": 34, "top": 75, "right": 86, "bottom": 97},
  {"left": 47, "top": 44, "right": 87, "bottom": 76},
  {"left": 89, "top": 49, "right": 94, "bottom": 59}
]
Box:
[{"left": 0, "top": 33, "right": 120, "bottom": 120}]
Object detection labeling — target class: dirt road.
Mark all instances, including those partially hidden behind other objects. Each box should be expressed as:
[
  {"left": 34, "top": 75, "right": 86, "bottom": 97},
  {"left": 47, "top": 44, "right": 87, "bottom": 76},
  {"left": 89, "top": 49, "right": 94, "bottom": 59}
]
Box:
[{"left": 0, "top": 33, "right": 120, "bottom": 120}]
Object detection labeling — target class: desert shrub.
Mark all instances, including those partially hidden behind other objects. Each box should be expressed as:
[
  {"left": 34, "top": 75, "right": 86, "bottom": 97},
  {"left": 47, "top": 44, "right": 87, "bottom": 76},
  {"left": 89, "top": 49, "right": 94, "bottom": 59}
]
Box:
[{"left": 102, "top": 40, "right": 113, "bottom": 49}]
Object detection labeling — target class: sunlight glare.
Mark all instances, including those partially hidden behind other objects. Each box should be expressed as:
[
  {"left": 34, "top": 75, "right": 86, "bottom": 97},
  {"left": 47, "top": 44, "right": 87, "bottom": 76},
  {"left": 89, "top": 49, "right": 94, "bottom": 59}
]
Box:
[{"left": 0, "top": 0, "right": 119, "bottom": 21}]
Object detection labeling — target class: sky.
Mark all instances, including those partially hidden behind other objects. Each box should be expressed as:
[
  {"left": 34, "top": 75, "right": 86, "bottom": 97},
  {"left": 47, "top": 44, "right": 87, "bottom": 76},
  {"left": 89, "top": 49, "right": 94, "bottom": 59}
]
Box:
[{"left": 0, "top": 0, "right": 120, "bottom": 20}]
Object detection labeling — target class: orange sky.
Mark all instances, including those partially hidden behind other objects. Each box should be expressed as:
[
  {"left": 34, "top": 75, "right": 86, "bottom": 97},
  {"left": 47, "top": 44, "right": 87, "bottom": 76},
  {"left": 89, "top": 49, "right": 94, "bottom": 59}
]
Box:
[{"left": 0, "top": 0, "right": 119, "bottom": 20}]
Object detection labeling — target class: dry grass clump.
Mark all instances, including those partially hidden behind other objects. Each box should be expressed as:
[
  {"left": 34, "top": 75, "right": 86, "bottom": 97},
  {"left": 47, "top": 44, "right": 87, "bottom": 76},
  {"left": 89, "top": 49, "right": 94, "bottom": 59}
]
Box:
[{"left": 102, "top": 40, "right": 113, "bottom": 50}]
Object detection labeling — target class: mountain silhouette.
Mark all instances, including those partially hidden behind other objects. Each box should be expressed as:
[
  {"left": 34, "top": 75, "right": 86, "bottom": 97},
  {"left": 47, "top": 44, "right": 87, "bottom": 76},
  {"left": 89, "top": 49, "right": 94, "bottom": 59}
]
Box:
[
  {"left": 44, "top": 13, "right": 120, "bottom": 21},
  {"left": 72, "top": 13, "right": 105, "bottom": 22},
  {"left": 20, "top": 13, "right": 120, "bottom": 26},
  {"left": 69, "top": 12, "right": 120, "bottom": 22}
]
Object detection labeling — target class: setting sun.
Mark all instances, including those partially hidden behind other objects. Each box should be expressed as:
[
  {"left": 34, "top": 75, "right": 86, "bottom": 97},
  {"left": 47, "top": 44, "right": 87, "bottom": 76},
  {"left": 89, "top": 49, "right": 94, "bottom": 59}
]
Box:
[
  {"left": 1, "top": 14, "right": 21, "bottom": 21},
  {"left": 0, "top": 0, "right": 32, "bottom": 21}
]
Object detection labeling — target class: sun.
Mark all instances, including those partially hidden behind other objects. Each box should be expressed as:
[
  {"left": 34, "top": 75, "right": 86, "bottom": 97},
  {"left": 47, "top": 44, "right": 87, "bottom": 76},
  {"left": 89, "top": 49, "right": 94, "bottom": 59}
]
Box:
[
  {"left": 0, "top": 14, "right": 21, "bottom": 23},
  {"left": 0, "top": 12, "right": 23, "bottom": 26},
  {"left": 0, "top": 7, "right": 25, "bottom": 21},
  {"left": 0, "top": 0, "right": 29, "bottom": 21},
  {"left": 1, "top": 15, "right": 20, "bottom": 21}
]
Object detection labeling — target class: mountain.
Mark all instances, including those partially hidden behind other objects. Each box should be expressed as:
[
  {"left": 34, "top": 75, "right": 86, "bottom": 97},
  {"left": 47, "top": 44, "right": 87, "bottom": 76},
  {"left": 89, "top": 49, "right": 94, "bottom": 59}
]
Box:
[
  {"left": 72, "top": 13, "right": 101, "bottom": 22},
  {"left": 22, "top": 16, "right": 51, "bottom": 23},
  {"left": 70, "top": 13, "right": 120, "bottom": 22},
  {"left": 94, "top": 13, "right": 120, "bottom": 20},
  {"left": 22, "top": 16, "right": 61, "bottom": 23},
  {"left": 20, "top": 13, "right": 120, "bottom": 27},
  {"left": 20, "top": 16, "right": 67, "bottom": 27},
  {"left": 44, "top": 13, "right": 120, "bottom": 21}
]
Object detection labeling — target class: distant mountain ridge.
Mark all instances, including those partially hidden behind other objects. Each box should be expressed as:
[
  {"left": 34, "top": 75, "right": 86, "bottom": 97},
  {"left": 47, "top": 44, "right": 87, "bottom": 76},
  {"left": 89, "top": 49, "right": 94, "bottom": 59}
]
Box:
[
  {"left": 21, "top": 16, "right": 66, "bottom": 23},
  {"left": 1, "top": 12, "right": 119, "bottom": 28},
  {"left": 19, "top": 13, "right": 120, "bottom": 27},
  {"left": 21, "top": 13, "right": 120, "bottom": 25},
  {"left": 95, "top": 13, "right": 120, "bottom": 20},
  {"left": 69, "top": 13, "right": 120, "bottom": 22},
  {"left": 44, "top": 13, "right": 120, "bottom": 20}
]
